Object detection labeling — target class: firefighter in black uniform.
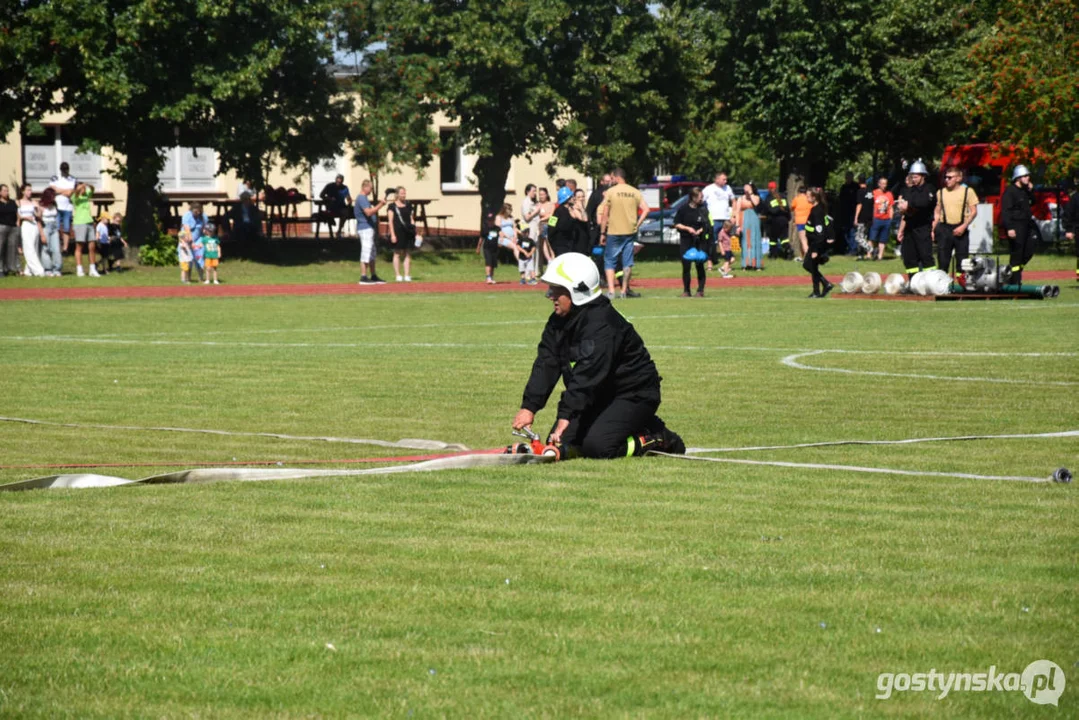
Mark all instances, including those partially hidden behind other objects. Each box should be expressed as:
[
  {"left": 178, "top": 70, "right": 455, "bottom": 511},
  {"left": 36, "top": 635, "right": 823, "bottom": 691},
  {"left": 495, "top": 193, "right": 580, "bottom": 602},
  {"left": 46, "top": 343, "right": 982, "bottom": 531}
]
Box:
[
  {"left": 1063, "top": 181, "right": 1079, "bottom": 282},
  {"left": 999, "top": 165, "right": 1036, "bottom": 284},
  {"left": 802, "top": 187, "right": 836, "bottom": 298},
  {"left": 896, "top": 161, "right": 937, "bottom": 278},
  {"left": 511, "top": 253, "right": 685, "bottom": 460},
  {"left": 763, "top": 181, "right": 793, "bottom": 259},
  {"left": 547, "top": 186, "right": 580, "bottom": 257}
]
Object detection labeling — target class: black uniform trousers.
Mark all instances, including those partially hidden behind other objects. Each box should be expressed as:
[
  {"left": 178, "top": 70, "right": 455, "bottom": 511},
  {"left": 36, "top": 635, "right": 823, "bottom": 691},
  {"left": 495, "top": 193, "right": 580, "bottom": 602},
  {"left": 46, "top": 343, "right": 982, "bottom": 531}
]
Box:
[
  {"left": 901, "top": 224, "right": 935, "bottom": 275},
  {"left": 935, "top": 223, "right": 969, "bottom": 275},
  {"left": 802, "top": 249, "right": 830, "bottom": 293},
  {"left": 1008, "top": 223, "right": 1036, "bottom": 283},
  {"left": 680, "top": 238, "right": 706, "bottom": 294},
  {"left": 555, "top": 391, "right": 662, "bottom": 459},
  {"left": 768, "top": 220, "right": 790, "bottom": 258}
]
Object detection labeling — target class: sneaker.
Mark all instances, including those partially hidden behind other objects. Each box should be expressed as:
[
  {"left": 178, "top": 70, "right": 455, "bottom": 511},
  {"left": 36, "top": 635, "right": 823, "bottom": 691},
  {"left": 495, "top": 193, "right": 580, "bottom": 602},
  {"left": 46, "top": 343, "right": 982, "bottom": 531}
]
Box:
[
  {"left": 203, "top": 279, "right": 210, "bottom": 284},
  {"left": 722, "top": 272, "right": 735, "bottom": 279},
  {"left": 77, "top": 266, "right": 85, "bottom": 277},
  {"left": 618, "top": 291, "right": 627, "bottom": 299},
  {"left": 404, "top": 275, "right": 412, "bottom": 282},
  {"left": 370, "top": 275, "right": 387, "bottom": 284},
  {"left": 359, "top": 275, "right": 374, "bottom": 285},
  {"left": 606, "top": 291, "right": 615, "bottom": 299},
  {"left": 807, "top": 291, "right": 821, "bottom": 298},
  {"left": 527, "top": 279, "right": 538, "bottom": 286},
  {"left": 88, "top": 266, "right": 100, "bottom": 278},
  {"left": 623, "top": 289, "right": 641, "bottom": 298},
  {"left": 680, "top": 291, "right": 691, "bottom": 297},
  {"left": 520, "top": 278, "right": 526, "bottom": 285},
  {"left": 485, "top": 276, "right": 495, "bottom": 285},
  {"left": 820, "top": 281, "right": 835, "bottom": 298},
  {"left": 794, "top": 256, "right": 803, "bottom": 263},
  {"left": 695, "top": 290, "right": 705, "bottom": 298},
  {"left": 213, "top": 280, "right": 220, "bottom": 285},
  {"left": 395, "top": 275, "right": 404, "bottom": 282}
]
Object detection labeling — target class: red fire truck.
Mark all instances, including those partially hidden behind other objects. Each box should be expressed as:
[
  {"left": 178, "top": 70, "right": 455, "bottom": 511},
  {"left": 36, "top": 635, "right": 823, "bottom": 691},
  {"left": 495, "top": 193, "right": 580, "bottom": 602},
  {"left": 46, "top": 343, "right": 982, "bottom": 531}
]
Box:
[{"left": 940, "top": 144, "right": 1069, "bottom": 242}]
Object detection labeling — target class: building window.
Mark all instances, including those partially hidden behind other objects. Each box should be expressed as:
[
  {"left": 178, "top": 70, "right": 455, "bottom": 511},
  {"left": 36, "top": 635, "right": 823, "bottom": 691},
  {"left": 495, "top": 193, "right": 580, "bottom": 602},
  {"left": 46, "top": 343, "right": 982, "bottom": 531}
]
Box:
[
  {"left": 21, "top": 125, "right": 103, "bottom": 190},
  {"left": 158, "top": 146, "right": 217, "bottom": 191},
  {"left": 439, "top": 128, "right": 475, "bottom": 192}
]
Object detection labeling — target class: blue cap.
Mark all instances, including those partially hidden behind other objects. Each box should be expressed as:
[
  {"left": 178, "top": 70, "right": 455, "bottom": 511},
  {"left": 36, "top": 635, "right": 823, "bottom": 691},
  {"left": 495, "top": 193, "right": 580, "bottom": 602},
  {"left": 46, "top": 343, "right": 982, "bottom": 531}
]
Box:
[{"left": 557, "top": 187, "right": 573, "bottom": 205}]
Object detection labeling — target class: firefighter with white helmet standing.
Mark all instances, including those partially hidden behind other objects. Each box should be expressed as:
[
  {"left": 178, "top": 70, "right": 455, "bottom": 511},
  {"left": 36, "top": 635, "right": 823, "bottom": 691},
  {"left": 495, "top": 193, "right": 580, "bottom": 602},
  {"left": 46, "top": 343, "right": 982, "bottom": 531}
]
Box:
[
  {"left": 511, "top": 253, "right": 685, "bottom": 460},
  {"left": 1000, "top": 164, "right": 1036, "bottom": 285},
  {"left": 895, "top": 161, "right": 937, "bottom": 278}
]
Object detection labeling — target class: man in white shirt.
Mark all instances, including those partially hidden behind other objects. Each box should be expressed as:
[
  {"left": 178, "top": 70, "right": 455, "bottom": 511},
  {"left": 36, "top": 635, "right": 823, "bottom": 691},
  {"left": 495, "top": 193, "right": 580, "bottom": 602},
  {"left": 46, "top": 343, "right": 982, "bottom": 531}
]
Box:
[
  {"left": 49, "top": 161, "right": 77, "bottom": 250},
  {"left": 701, "top": 172, "right": 735, "bottom": 241}
]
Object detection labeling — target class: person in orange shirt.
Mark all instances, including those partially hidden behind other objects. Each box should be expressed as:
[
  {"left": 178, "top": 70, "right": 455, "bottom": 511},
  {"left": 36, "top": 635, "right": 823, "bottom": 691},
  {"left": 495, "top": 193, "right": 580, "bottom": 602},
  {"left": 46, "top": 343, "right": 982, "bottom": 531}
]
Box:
[{"left": 790, "top": 186, "right": 812, "bottom": 261}]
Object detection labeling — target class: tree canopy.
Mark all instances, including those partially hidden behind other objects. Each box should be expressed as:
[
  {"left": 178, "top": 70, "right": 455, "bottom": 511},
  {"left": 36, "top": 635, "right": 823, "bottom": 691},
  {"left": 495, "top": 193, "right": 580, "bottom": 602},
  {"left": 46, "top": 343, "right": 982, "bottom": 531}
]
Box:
[
  {"left": 960, "top": 0, "right": 1079, "bottom": 179},
  {"left": 0, "top": 0, "right": 351, "bottom": 242}
]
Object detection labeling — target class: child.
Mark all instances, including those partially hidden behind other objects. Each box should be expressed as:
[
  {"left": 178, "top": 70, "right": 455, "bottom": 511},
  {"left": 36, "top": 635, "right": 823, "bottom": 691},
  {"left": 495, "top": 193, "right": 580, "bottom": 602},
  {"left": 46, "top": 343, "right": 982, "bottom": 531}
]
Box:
[
  {"left": 476, "top": 211, "right": 500, "bottom": 284},
  {"left": 108, "top": 213, "right": 128, "bottom": 271},
  {"left": 94, "top": 213, "right": 111, "bottom": 274},
  {"left": 177, "top": 227, "right": 194, "bottom": 284},
  {"left": 516, "top": 220, "right": 537, "bottom": 285},
  {"left": 190, "top": 228, "right": 206, "bottom": 283},
  {"left": 202, "top": 222, "right": 221, "bottom": 284},
  {"left": 716, "top": 220, "right": 735, "bottom": 278}
]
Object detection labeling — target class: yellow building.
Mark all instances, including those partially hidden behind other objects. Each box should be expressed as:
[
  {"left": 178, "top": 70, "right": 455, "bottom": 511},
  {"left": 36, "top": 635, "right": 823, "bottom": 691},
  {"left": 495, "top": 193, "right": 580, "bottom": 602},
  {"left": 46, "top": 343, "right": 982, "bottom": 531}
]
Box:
[{"left": 0, "top": 109, "right": 581, "bottom": 236}]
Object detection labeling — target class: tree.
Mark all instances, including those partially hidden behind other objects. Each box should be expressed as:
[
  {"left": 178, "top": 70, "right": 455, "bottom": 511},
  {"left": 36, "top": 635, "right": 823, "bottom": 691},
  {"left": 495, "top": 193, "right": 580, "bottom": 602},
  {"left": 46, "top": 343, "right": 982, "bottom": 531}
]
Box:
[
  {"left": 709, "top": 0, "right": 997, "bottom": 190},
  {"left": 0, "top": 0, "right": 351, "bottom": 244},
  {"left": 362, "top": 0, "right": 700, "bottom": 227},
  {"left": 960, "top": 0, "right": 1079, "bottom": 179}
]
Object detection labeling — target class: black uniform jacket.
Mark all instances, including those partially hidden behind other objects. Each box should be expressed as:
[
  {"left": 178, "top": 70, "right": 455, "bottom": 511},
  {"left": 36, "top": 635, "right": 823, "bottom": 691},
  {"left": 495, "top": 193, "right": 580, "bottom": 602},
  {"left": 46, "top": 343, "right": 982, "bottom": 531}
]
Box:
[
  {"left": 999, "top": 183, "right": 1034, "bottom": 236},
  {"left": 805, "top": 205, "right": 835, "bottom": 253},
  {"left": 521, "top": 296, "right": 661, "bottom": 421},
  {"left": 547, "top": 204, "right": 576, "bottom": 251},
  {"left": 898, "top": 184, "right": 936, "bottom": 229}
]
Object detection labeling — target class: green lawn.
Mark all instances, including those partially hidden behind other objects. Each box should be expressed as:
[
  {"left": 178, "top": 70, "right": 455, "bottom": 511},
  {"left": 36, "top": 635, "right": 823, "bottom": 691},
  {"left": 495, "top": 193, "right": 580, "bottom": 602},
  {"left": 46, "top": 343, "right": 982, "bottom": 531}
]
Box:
[
  {"left": 0, "top": 271, "right": 1076, "bottom": 717},
  {"left": 1, "top": 243, "right": 1075, "bottom": 288}
]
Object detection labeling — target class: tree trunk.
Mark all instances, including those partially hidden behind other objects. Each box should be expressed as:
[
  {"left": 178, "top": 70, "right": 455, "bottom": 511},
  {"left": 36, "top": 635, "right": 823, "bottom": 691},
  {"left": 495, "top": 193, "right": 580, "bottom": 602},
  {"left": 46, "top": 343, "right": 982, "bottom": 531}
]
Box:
[
  {"left": 121, "top": 141, "right": 165, "bottom": 248},
  {"left": 473, "top": 152, "right": 513, "bottom": 237}
]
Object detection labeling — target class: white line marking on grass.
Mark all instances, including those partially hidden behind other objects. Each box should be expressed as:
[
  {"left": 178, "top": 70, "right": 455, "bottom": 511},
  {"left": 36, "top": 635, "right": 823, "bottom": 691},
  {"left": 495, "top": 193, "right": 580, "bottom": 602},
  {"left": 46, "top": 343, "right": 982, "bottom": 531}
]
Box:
[
  {"left": 0, "top": 336, "right": 532, "bottom": 351},
  {"left": 651, "top": 452, "right": 1059, "bottom": 484},
  {"left": 781, "top": 350, "right": 1079, "bottom": 386},
  {"left": 0, "top": 415, "right": 469, "bottom": 450},
  {"left": 687, "top": 429, "right": 1079, "bottom": 454}
]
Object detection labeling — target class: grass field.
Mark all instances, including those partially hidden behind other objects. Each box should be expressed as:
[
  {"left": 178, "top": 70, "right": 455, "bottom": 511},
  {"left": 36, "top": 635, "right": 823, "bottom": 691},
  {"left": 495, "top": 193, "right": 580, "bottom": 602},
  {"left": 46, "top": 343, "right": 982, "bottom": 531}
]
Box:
[{"left": 0, "top": 253, "right": 1076, "bottom": 717}]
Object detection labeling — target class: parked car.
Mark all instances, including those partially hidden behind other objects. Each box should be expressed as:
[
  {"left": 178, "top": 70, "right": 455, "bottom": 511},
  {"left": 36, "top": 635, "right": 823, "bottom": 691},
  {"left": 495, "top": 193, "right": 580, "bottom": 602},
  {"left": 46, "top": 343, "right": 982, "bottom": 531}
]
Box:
[
  {"left": 638, "top": 176, "right": 707, "bottom": 219},
  {"left": 638, "top": 195, "right": 690, "bottom": 245}
]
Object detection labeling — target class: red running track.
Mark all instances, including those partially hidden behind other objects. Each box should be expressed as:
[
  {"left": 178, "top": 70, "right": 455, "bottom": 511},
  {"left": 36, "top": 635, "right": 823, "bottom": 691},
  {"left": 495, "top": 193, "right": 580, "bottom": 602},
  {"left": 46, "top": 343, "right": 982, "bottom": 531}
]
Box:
[{"left": 0, "top": 270, "right": 1071, "bottom": 302}]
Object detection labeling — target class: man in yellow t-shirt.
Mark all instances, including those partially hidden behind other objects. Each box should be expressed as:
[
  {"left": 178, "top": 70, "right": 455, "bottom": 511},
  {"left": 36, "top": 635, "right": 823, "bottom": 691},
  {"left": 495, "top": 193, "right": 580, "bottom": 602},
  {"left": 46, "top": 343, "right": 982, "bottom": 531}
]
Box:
[
  {"left": 598, "top": 168, "right": 650, "bottom": 298},
  {"left": 934, "top": 166, "right": 979, "bottom": 274}
]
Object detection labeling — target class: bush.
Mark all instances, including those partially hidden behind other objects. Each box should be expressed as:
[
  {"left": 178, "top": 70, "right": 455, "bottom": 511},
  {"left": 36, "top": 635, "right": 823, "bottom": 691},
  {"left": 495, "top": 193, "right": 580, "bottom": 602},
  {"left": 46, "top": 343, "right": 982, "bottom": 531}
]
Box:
[{"left": 138, "top": 228, "right": 177, "bottom": 267}]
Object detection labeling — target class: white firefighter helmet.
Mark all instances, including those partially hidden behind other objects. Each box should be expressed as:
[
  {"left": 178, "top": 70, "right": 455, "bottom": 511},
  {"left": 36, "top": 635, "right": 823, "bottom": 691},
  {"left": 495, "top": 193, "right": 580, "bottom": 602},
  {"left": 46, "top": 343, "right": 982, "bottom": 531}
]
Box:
[
  {"left": 840, "top": 271, "right": 865, "bottom": 293},
  {"left": 541, "top": 252, "right": 603, "bottom": 306},
  {"left": 883, "top": 273, "right": 908, "bottom": 295},
  {"left": 861, "top": 271, "right": 882, "bottom": 294},
  {"left": 1012, "top": 164, "right": 1031, "bottom": 181},
  {"left": 909, "top": 160, "right": 929, "bottom": 175}
]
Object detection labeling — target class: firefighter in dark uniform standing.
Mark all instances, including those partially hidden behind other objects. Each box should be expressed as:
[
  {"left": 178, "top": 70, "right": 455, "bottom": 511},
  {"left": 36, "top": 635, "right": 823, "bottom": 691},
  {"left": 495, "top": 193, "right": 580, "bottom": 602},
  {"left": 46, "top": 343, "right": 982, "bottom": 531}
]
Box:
[
  {"left": 546, "top": 186, "right": 578, "bottom": 257},
  {"left": 999, "top": 165, "right": 1037, "bottom": 285},
  {"left": 802, "top": 187, "right": 836, "bottom": 298},
  {"left": 1063, "top": 180, "right": 1079, "bottom": 282},
  {"left": 896, "top": 161, "right": 937, "bottom": 278},
  {"left": 511, "top": 253, "right": 685, "bottom": 460},
  {"left": 763, "top": 181, "right": 793, "bottom": 259}
]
